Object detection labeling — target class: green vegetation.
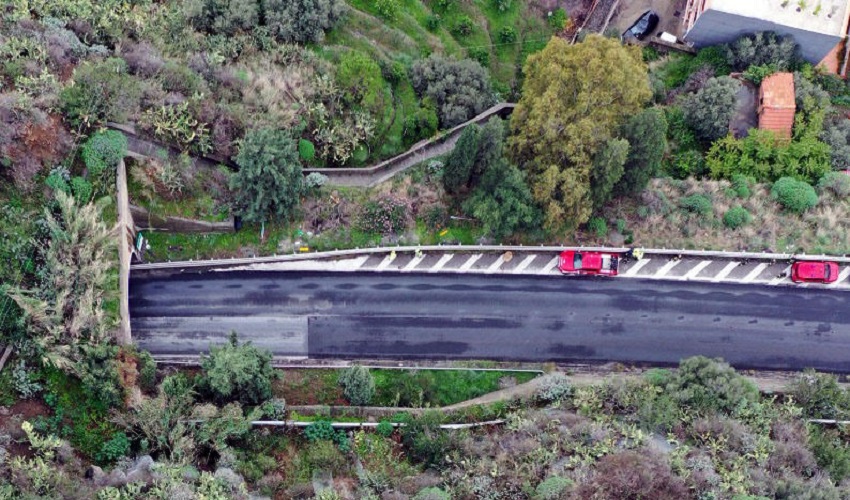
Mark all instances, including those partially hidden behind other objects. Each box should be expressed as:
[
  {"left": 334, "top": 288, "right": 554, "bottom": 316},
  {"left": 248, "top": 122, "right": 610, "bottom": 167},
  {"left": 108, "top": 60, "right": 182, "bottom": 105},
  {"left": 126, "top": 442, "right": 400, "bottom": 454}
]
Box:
[{"left": 197, "top": 332, "right": 279, "bottom": 405}]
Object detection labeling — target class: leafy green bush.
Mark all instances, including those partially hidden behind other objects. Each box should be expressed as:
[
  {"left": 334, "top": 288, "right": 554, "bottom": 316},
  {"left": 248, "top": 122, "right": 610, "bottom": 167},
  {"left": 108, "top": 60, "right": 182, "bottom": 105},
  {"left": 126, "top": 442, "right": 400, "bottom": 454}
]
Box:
[
  {"left": 790, "top": 370, "right": 850, "bottom": 419},
  {"left": 731, "top": 174, "right": 753, "bottom": 198},
  {"left": 679, "top": 194, "right": 713, "bottom": 217},
  {"left": 499, "top": 26, "right": 517, "bottom": 43},
  {"left": 468, "top": 47, "right": 489, "bottom": 67},
  {"left": 535, "top": 476, "right": 573, "bottom": 499},
  {"left": 402, "top": 104, "right": 439, "bottom": 146},
  {"left": 60, "top": 58, "right": 141, "bottom": 127},
  {"left": 259, "top": 398, "right": 287, "bottom": 420},
  {"left": 298, "top": 139, "right": 315, "bottom": 161},
  {"left": 548, "top": 8, "right": 568, "bottom": 30},
  {"left": 264, "top": 0, "right": 343, "bottom": 43},
  {"left": 376, "top": 420, "right": 394, "bottom": 437},
  {"left": 96, "top": 432, "right": 130, "bottom": 464},
  {"left": 305, "top": 420, "right": 336, "bottom": 442},
  {"left": 452, "top": 15, "right": 474, "bottom": 36},
  {"left": 659, "top": 46, "right": 730, "bottom": 89},
  {"left": 410, "top": 55, "right": 496, "bottom": 128},
  {"left": 723, "top": 206, "right": 751, "bottom": 229},
  {"left": 726, "top": 31, "right": 802, "bottom": 72},
  {"left": 809, "top": 427, "right": 850, "bottom": 483},
  {"left": 70, "top": 177, "right": 93, "bottom": 204},
  {"left": 374, "top": 0, "right": 399, "bottom": 19},
  {"left": 667, "top": 150, "right": 705, "bottom": 179},
  {"left": 198, "top": 332, "right": 278, "bottom": 405},
  {"left": 304, "top": 172, "right": 329, "bottom": 190},
  {"left": 81, "top": 130, "right": 127, "bottom": 186},
  {"left": 536, "top": 373, "right": 573, "bottom": 404},
  {"left": 305, "top": 439, "right": 348, "bottom": 473},
  {"left": 682, "top": 76, "right": 740, "bottom": 142},
  {"left": 742, "top": 63, "right": 778, "bottom": 85},
  {"left": 425, "top": 14, "right": 441, "bottom": 31},
  {"left": 414, "top": 487, "right": 451, "bottom": 500},
  {"left": 587, "top": 217, "right": 607, "bottom": 238},
  {"left": 136, "top": 349, "right": 157, "bottom": 393},
  {"left": 771, "top": 177, "right": 819, "bottom": 213},
  {"left": 667, "top": 356, "right": 759, "bottom": 415},
  {"left": 817, "top": 171, "right": 850, "bottom": 198},
  {"left": 338, "top": 365, "right": 375, "bottom": 406},
  {"left": 464, "top": 161, "right": 539, "bottom": 239},
  {"left": 401, "top": 411, "right": 453, "bottom": 467}
]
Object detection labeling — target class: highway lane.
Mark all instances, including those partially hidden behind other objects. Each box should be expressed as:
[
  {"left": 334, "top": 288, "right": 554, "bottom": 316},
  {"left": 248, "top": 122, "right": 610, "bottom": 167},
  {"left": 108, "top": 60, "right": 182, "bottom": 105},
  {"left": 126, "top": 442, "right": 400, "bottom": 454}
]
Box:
[{"left": 129, "top": 271, "right": 850, "bottom": 371}]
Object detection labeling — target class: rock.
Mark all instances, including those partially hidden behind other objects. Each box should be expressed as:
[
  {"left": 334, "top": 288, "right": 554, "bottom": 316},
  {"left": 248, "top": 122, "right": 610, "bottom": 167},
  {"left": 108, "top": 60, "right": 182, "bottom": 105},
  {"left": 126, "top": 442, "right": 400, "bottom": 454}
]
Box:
[
  {"left": 401, "top": 230, "right": 420, "bottom": 245},
  {"left": 608, "top": 230, "right": 625, "bottom": 246},
  {"left": 0, "top": 446, "right": 7, "bottom": 466},
  {"left": 0, "top": 407, "right": 10, "bottom": 416},
  {"left": 86, "top": 465, "right": 106, "bottom": 485},
  {"left": 56, "top": 441, "right": 75, "bottom": 464},
  {"left": 214, "top": 467, "right": 245, "bottom": 490},
  {"left": 381, "top": 234, "right": 400, "bottom": 246},
  {"left": 134, "top": 455, "right": 154, "bottom": 472},
  {"left": 105, "top": 469, "right": 127, "bottom": 487},
  {"left": 124, "top": 467, "right": 153, "bottom": 486},
  {"left": 476, "top": 236, "right": 494, "bottom": 246}
]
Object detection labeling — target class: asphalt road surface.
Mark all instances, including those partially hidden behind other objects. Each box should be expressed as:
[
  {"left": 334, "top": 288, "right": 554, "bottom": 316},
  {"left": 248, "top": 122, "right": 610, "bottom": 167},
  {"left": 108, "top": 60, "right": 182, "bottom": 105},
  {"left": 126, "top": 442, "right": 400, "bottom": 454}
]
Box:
[{"left": 129, "top": 271, "right": 850, "bottom": 372}]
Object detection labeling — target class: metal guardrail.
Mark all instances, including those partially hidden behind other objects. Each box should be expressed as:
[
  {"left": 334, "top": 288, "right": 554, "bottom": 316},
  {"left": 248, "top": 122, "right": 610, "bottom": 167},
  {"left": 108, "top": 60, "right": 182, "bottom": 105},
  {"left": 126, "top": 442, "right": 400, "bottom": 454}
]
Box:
[{"left": 131, "top": 244, "right": 850, "bottom": 272}]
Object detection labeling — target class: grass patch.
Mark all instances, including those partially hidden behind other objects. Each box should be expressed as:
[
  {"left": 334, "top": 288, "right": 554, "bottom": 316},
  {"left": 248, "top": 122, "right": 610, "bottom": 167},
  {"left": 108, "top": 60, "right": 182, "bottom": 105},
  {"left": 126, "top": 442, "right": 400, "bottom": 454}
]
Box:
[
  {"left": 372, "top": 368, "right": 537, "bottom": 407},
  {"left": 142, "top": 222, "right": 292, "bottom": 261}
]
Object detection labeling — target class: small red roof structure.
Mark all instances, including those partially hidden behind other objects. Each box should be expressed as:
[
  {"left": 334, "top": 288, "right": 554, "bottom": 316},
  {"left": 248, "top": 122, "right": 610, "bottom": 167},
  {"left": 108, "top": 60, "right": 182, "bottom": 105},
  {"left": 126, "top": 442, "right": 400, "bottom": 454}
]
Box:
[{"left": 758, "top": 73, "right": 796, "bottom": 139}]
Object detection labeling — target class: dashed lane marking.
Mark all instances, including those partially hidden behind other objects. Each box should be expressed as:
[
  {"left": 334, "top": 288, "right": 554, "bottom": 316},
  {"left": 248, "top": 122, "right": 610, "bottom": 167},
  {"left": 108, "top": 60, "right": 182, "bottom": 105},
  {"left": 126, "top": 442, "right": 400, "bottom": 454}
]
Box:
[
  {"left": 682, "top": 260, "right": 713, "bottom": 280},
  {"left": 513, "top": 255, "right": 537, "bottom": 274},
  {"left": 622, "top": 259, "right": 651, "bottom": 277},
  {"left": 402, "top": 253, "right": 427, "bottom": 272},
  {"left": 741, "top": 263, "right": 769, "bottom": 283},
  {"left": 538, "top": 256, "right": 560, "bottom": 275},
  {"left": 712, "top": 261, "right": 740, "bottom": 282},
  {"left": 829, "top": 267, "right": 850, "bottom": 287},
  {"left": 374, "top": 254, "right": 395, "bottom": 271},
  {"left": 769, "top": 265, "right": 792, "bottom": 286},
  {"left": 654, "top": 260, "right": 682, "bottom": 278},
  {"left": 428, "top": 254, "right": 454, "bottom": 273},
  {"left": 485, "top": 256, "right": 505, "bottom": 274},
  {"left": 458, "top": 254, "right": 483, "bottom": 271}
]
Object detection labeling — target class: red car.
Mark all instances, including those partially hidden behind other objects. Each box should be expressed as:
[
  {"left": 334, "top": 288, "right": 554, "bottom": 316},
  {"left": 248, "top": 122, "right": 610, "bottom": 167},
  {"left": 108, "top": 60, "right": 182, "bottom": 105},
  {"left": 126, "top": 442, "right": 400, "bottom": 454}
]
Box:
[
  {"left": 790, "top": 260, "right": 839, "bottom": 283},
  {"left": 558, "top": 250, "right": 620, "bottom": 276}
]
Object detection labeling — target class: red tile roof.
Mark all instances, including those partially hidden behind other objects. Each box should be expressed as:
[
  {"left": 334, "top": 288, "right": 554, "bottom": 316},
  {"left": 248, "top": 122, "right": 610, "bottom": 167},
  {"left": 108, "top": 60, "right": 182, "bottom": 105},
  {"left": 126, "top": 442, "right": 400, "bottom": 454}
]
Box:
[{"left": 758, "top": 72, "right": 795, "bottom": 139}]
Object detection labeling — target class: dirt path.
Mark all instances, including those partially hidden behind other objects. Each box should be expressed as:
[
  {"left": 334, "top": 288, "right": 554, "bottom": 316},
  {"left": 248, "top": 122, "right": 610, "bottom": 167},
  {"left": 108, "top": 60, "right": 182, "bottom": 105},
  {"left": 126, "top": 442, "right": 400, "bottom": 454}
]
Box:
[{"left": 116, "top": 159, "right": 133, "bottom": 345}]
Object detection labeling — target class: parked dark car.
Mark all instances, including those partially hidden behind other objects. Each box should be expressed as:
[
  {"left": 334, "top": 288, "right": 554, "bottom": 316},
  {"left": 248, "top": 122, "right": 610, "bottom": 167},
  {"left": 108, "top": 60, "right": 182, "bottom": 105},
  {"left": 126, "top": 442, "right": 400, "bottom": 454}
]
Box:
[{"left": 622, "top": 10, "right": 659, "bottom": 41}]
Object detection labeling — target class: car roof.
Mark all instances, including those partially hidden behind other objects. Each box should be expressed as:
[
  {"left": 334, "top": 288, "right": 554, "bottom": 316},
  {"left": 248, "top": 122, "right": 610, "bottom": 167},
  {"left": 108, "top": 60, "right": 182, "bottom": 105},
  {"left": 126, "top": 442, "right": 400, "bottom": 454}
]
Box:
[{"left": 795, "top": 261, "right": 827, "bottom": 279}]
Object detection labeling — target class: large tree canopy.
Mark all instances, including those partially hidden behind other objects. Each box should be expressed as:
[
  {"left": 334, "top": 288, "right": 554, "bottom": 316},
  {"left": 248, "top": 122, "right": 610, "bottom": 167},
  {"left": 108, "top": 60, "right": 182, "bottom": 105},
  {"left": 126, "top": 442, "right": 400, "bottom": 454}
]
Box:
[{"left": 508, "top": 35, "right": 651, "bottom": 229}]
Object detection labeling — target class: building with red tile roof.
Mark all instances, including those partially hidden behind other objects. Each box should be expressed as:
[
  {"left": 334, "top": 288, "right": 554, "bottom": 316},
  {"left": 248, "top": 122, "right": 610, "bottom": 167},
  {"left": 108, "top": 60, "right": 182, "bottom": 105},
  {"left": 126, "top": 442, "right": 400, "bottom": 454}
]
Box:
[{"left": 758, "top": 72, "right": 796, "bottom": 139}]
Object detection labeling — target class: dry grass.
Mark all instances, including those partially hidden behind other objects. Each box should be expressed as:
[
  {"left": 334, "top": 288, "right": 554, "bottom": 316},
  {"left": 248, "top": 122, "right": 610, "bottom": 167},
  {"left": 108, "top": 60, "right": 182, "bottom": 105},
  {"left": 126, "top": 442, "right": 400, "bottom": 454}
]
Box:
[
  {"left": 597, "top": 178, "right": 850, "bottom": 255},
  {"left": 238, "top": 58, "right": 319, "bottom": 128}
]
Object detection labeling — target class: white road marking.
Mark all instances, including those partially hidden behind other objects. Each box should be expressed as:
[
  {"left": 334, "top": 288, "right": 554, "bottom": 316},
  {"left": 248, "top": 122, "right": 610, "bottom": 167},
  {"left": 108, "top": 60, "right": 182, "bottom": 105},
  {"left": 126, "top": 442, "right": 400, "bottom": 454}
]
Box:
[
  {"left": 712, "top": 261, "right": 740, "bottom": 282},
  {"left": 654, "top": 260, "right": 681, "bottom": 278},
  {"left": 682, "top": 260, "right": 713, "bottom": 280},
  {"left": 622, "top": 259, "right": 651, "bottom": 277},
  {"left": 741, "top": 263, "right": 769, "bottom": 283},
  {"left": 829, "top": 267, "right": 850, "bottom": 287},
  {"left": 458, "top": 254, "right": 483, "bottom": 271},
  {"left": 485, "top": 256, "right": 505, "bottom": 274},
  {"left": 429, "top": 254, "right": 454, "bottom": 273},
  {"left": 375, "top": 254, "right": 396, "bottom": 271},
  {"left": 402, "top": 253, "right": 427, "bottom": 271},
  {"left": 769, "top": 265, "right": 792, "bottom": 286},
  {"left": 538, "top": 256, "right": 560, "bottom": 275},
  {"left": 513, "top": 255, "right": 537, "bottom": 274}
]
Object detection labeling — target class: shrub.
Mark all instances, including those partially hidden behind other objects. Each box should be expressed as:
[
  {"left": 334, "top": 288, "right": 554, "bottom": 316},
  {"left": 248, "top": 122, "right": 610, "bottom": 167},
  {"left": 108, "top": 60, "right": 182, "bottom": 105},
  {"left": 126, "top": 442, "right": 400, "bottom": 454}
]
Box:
[
  {"left": 298, "top": 139, "right": 316, "bottom": 161},
  {"left": 304, "top": 172, "right": 329, "bottom": 191},
  {"left": 723, "top": 206, "right": 751, "bottom": 229},
  {"left": 548, "top": 8, "right": 568, "bottom": 30},
  {"left": 667, "top": 356, "right": 758, "bottom": 415},
  {"left": 464, "top": 160, "right": 539, "bottom": 239},
  {"left": 305, "top": 420, "right": 336, "bottom": 442},
  {"left": 425, "top": 14, "right": 441, "bottom": 31},
  {"left": 81, "top": 130, "right": 127, "bottom": 181},
  {"left": 587, "top": 217, "right": 607, "bottom": 238},
  {"left": 401, "top": 411, "right": 453, "bottom": 468},
  {"left": 376, "top": 420, "right": 394, "bottom": 437},
  {"left": 137, "top": 350, "right": 157, "bottom": 393},
  {"left": 668, "top": 149, "right": 705, "bottom": 179},
  {"left": 536, "top": 372, "right": 573, "bottom": 404},
  {"left": 820, "top": 118, "right": 850, "bottom": 170},
  {"left": 402, "top": 104, "right": 439, "bottom": 146},
  {"left": 69, "top": 176, "right": 93, "bottom": 204},
  {"left": 679, "top": 194, "right": 713, "bottom": 217},
  {"left": 468, "top": 47, "right": 489, "bottom": 67},
  {"left": 616, "top": 108, "right": 668, "bottom": 195},
  {"left": 818, "top": 171, "right": 850, "bottom": 198},
  {"left": 452, "top": 15, "right": 474, "bottom": 36},
  {"left": 12, "top": 361, "right": 42, "bottom": 399},
  {"left": 336, "top": 51, "right": 387, "bottom": 118},
  {"left": 358, "top": 196, "right": 410, "bottom": 234},
  {"left": 809, "top": 427, "right": 850, "bottom": 483},
  {"left": 491, "top": 0, "right": 511, "bottom": 12},
  {"left": 535, "top": 476, "right": 573, "bottom": 499},
  {"left": 731, "top": 174, "right": 752, "bottom": 198},
  {"left": 574, "top": 450, "right": 688, "bottom": 498},
  {"left": 742, "top": 63, "right": 779, "bottom": 85},
  {"left": 789, "top": 370, "right": 850, "bottom": 419},
  {"left": 374, "top": 0, "right": 399, "bottom": 19},
  {"left": 771, "top": 177, "right": 818, "bottom": 213},
  {"left": 260, "top": 398, "right": 287, "bottom": 420},
  {"left": 264, "top": 0, "right": 343, "bottom": 43},
  {"left": 707, "top": 130, "right": 830, "bottom": 184},
  {"left": 681, "top": 76, "right": 740, "bottom": 143},
  {"left": 60, "top": 58, "right": 141, "bottom": 127},
  {"left": 305, "top": 439, "right": 347, "bottom": 473},
  {"left": 443, "top": 124, "right": 480, "bottom": 193},
  {"left": 182, "top": 0, "right": 259, "bottom": 34},
  {"left": 338, "top": 365, "right": 375, "bottom": 406},
  {"left": 96, "top": 432, "right": 130, "bottom": 464},
  {"left": 499, "top": 26, "right": 517, "bottom": 43},
  {"left": 410, "top": 55, "right": 496, "bottom": 128},
  {"left": 198, "top": 332, "right": 278, "bottom": 405}
]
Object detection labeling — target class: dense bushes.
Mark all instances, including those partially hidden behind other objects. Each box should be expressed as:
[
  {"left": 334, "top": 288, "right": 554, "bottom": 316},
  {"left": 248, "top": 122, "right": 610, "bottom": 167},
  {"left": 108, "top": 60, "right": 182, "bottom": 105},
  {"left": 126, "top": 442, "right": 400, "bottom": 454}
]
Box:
[
  {"left": 666, "top": 356, "right": 759, "bottom": 415},
  {"left": 463, "top": 160, "right": 539, "bottom": 238},
  {"left": 723, "top": 206, "right": 751, "bottom": 229},
  {"left": 197, "top": 332, "right": 278, "bottom": 405},
  {"left": 358, "top": 195, "right": 410, "bottom": 234},
  {"left": 410, "top": 55, "right": 496, "bottom": 128},
  {"left": 616, "top": 108, "right": 668, "bottom": 195},
  {"left": 60, "top": 58, "right": 141, "bottom": 127},
  {"left": 821, "top": 118, "right": 850, "bottom": 170},
  {"left": 338, "top": 365, "right": 375, "bottom": 406},
  {"left": 681, "top": 76, "right": 740, "bottom": 143},
  {"left": 726, "top": 31, "right": 802, "bottom": 72},
  {"left": 264, "top": 0, "right": 343, "bottom": 43},
  {"left": 771, "top": 177, "right": 819, "bottom": 213},
  {"left": 818, "top": 171, "right": 850, "bottom": 198}
]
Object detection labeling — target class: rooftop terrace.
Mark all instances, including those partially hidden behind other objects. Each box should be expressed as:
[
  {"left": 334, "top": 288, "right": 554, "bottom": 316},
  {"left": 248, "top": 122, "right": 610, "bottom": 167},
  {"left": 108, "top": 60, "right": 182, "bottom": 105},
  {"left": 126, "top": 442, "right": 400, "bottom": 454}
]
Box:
[{"left": 707, "top": 0, "right": 850, "bottom": 36}]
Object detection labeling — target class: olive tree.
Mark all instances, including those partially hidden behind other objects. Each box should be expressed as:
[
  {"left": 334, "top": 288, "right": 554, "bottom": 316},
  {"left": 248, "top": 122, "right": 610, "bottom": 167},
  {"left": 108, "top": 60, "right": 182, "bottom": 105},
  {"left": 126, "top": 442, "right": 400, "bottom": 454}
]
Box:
[
  {"left": 681, "top": 76, "right": 740, "bottom": 143},
  {"left": 197, "top": 332, "right": 278, "bottom": 405},
  {"left": 264, "top": 0, "right": 343, "bottom": 43},
  {"left": 411, "top": 55, "right": 497, "bottom": 128}
]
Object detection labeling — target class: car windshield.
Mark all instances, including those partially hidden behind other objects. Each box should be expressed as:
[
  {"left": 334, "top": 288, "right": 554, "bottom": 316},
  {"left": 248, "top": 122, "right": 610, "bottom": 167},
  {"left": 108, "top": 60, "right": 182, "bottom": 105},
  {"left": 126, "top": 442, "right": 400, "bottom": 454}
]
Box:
[
  {"left": 825, "top": 265, "right": 831, "bottom": 280},
  {"left": 573, "top": 253, "right": 583, "bottom": 269}
]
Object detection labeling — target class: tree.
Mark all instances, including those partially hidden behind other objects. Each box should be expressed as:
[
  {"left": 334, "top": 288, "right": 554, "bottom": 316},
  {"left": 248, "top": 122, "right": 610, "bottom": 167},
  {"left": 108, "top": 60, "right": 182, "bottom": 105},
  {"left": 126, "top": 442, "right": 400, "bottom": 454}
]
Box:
[
  {"left": 182, "top": 0, "right": 259, "bottom": 35},
  {"left": 338, "top": 365, "right": 375, "bottom": 406},
  {"left": 706, "top": 130, "right": 830, "bottom": 183},
  {"left": 7, "top": 191, "right": 115, "bottom": 370},
  {"left": 442, "top": 124, "right": 480, "bottom": 194},
  {"left": 264, "top": 0, "right": 343, "bottom": 43},
  {"left": 231, "top": 128, "right": 304, "bottom": 225},
  {"left": 197, "top": 332, "right": 278, "bottom": 405},
  {"left": 472, "top": 116, "right": 506, "bottom": 179},
  {"left": 821, "top": 118, "right": 850, "bottom": 170},
  {"left": 681, "top": 76, "right": 739, "bottom": 143},
  {"left": 463, "top": 160, "right": 539, "bottom": 239},
  {"left": 336, "top": 51, "right": 388, "bottom": 120},
  {"left": 410, "top": 55, "right": 497, "bottom": 128},
  {"left": 616, "top": 108, "right": 668, "bottom": 195},
  {"left": 726, "top": 31, "right": 802, "bottom": 72},
  {"left": 509, "top": 35, "right": 651, "bottom": 229},
  {"left": 589, "top": 139, "right": 629, "bottom": 210}
]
